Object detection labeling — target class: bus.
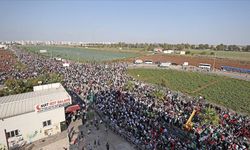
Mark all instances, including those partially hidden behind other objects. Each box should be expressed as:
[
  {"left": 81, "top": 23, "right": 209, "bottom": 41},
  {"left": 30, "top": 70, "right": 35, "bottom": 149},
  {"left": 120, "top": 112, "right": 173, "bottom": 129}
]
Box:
[{"left": 198, "top": 63, "right": 211, "bottom": 70}]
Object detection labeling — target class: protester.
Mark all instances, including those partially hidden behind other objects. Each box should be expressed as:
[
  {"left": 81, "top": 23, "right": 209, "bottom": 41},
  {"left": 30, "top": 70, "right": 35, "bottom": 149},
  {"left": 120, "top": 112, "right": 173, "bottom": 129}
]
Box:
[{"left": 1, "top": 47, "right": 249, "bottom": 150}]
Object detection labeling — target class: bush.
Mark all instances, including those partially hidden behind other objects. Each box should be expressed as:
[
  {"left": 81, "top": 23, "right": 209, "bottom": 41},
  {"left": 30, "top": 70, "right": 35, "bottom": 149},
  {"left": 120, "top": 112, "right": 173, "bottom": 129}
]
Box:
[
  {"left": 200, "top": 51, "right": 207, "bottom": 55},
  {"left": 2, "top": 73, "right": 63, "bottom": 96},
  {"left": 186, "top": 51, "right": 191, "bottom": 54}
]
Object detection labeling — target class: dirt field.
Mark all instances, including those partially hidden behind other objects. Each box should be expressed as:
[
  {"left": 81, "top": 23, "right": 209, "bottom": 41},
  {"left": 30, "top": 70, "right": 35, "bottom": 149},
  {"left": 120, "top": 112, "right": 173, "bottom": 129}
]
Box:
[{"left": 130, "top": 54, "right": 250, "bottom": 69}]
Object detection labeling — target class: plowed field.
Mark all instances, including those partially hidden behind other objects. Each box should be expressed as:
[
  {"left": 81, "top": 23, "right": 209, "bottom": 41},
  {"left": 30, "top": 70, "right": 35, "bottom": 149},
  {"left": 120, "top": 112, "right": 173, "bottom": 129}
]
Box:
[{"left": 132, "top": 54, "right": 250, "bottom": 69}]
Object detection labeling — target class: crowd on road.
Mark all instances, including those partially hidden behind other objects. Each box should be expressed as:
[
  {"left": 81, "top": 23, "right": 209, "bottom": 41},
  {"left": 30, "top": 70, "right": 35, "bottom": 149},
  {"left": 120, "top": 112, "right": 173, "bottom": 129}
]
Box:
[
  {"left": 1, "top": 47, "right": 249, "bottom": 150},
  {"left": 0, "top": 49, "right": 17, "bottom": 84}
]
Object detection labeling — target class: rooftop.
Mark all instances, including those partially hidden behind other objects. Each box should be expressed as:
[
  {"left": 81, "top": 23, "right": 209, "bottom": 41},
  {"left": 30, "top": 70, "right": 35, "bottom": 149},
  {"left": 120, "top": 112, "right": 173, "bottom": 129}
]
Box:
[{"left": 0, "top": 83, "right": 71, "bottom": 119}]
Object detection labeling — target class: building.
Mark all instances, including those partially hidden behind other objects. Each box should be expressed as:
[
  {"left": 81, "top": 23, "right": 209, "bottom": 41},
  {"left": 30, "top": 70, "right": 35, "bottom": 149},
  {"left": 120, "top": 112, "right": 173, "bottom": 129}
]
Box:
[
  {"left": 39, "top": 49, "right": 47, "bottom": 53},
  {"left": 0, "top": 44, "right": 7, "bottom": 49},
  {"left": 180, "top": 51, "right": 186, "bottom": 55},
  {"left": 163, "top": 50, "right": 174, "bottom": 54},
  {"left": 153, "top": 48, "right": 163, "bottom": 52},
  {"left": 0, "top": 83, "right": 71, "bottom": 149}
]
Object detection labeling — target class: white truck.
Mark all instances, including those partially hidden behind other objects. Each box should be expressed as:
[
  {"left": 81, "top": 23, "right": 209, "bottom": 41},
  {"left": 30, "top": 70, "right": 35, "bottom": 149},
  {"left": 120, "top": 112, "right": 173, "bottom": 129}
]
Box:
[{"left": 159, "top": 62, "right": 171, "bottom": 67}]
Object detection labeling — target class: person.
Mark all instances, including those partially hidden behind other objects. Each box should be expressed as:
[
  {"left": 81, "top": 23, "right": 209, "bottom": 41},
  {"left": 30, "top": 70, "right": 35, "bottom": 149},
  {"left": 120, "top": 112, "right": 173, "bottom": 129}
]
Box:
[
  {"left": 106, "top": 142, "right": 109, "bottom": 150},
  {"left": 81, "top": 131, "right": 84, "bottom": 139},
  {"left": 87, "top": 143, "right": 92, "bottom": 150},
  {"left": 97, "top": 136, "right": 100, "bottom": 145}
]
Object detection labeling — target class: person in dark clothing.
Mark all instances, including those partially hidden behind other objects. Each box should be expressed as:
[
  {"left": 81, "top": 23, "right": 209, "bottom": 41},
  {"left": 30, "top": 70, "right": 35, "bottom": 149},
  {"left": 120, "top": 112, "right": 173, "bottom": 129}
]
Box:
[{"left": 106, "top": 142, "right": 109, "bottom": 150}]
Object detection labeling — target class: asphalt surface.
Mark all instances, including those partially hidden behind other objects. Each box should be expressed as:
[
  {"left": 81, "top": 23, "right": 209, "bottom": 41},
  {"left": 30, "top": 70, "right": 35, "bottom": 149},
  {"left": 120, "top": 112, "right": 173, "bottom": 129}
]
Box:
[{"left": 69, "top": 111, "right": 136, "bottom": 150}]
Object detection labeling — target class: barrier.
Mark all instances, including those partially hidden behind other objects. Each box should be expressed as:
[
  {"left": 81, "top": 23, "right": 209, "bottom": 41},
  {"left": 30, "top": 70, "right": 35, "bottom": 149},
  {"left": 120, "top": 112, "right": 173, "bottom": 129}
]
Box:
[{"left": 94, "top": 108, "right": 146, "bottom": 150}]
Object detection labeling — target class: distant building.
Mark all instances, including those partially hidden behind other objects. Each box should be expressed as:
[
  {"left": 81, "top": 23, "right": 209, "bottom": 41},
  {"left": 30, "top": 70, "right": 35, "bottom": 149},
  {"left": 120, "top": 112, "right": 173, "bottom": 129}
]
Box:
[
  {"left": 0, "top": 83, "right": 71, "bottom": 149},
  {"left": 39, "top": 49, "right": 47, "bottom": 53},
  {"left": 154, "top": 48, "right": 163, "bottom": 52},
  {"left": 163, "top": 50, "right": 174, "bottom": 54},
  {"left": 180, "top": 51, "right": 186, "bottom": 55},
  {"left": 0, "top": 44, "right": 7, "bottom": 49},
  {"left": 183, "top": 62, "right": 189, "bottom": 66}
]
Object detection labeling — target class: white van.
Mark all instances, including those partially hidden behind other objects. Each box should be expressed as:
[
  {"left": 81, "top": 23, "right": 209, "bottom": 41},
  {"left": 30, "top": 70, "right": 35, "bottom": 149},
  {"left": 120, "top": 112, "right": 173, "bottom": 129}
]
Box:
[
  {"left": 144, "top": 60, "right": 153, "bottom": 64},
  {"left": 159, "top": 62, "right": 171, "bottom": 67},
  {"left": 198, "top": 63, "right": 211, "bottom": 70}
]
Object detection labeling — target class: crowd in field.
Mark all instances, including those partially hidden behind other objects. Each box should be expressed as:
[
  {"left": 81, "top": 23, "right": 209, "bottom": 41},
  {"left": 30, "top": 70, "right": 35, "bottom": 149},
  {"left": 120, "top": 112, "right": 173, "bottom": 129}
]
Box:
[{"left": 1, "top": 47, "right": 250, "bottom": 149}]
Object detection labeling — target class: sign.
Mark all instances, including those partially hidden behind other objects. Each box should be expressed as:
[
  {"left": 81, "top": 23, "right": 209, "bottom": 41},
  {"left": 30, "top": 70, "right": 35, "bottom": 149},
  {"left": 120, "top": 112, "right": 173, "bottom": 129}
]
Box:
[
  {"left": 35, "top": 98, "right": 71, "bottom": 112},
  {"left": 63, "top": 63, "right": 70, "bottom": 67},
  {"left": 40, "top": 50, "right": 47, "bottom": 53}
]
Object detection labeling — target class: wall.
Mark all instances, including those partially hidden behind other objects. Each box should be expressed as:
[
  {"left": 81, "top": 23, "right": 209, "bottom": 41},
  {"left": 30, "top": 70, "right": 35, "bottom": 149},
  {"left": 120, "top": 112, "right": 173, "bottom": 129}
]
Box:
[{"left": 0, "top": 107, "right": 65, "bottom": 149}]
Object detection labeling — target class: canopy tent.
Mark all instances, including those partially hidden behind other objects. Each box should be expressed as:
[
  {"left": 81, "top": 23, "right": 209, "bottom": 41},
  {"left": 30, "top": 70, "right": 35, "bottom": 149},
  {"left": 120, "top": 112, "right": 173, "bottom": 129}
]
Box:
[{"left": 66, "top": 104, "right": 80, "bottom": 113}]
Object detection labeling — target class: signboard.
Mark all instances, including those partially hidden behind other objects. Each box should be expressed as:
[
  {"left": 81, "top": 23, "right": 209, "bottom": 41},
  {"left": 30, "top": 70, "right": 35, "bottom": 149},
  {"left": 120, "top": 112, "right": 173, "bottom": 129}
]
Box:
[
  {"left": 63, "top": 63, "right": 70, "bottom": 67},
  {"left": 183, "top": 62, "right": 189, "bottom": 66},
  {"left": 40, "top": 50, "right": 47, "bottom": 53},
  {"left": 35, "top": 98, "right": 71, "bottom": 112}
]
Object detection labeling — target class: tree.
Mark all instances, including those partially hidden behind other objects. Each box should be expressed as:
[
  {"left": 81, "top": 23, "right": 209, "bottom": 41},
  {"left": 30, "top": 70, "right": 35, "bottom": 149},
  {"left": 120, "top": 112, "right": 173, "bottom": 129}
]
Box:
[
  {"left": 216, "top": 44, "right": 225, "bottom": 51},
  {"left": 201, "top": 107, "right": 220, "bottom": 126},
  {"left": 242, "top": 45, "right": 250, "bottom": 52},
  {"left": 152, "top": 89, "right": 165, "bottom": 101},
  {"left": 190, "top": 45, "right": 196, "bottom": 49},
  {"left": 123, "top": 81, "right": 134, "bottom": 91}
]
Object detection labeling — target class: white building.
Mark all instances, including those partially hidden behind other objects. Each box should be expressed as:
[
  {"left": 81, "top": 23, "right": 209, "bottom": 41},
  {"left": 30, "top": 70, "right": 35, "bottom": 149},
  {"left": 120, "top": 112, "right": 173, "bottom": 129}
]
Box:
[
  {"left": 163, "top": 50, "right": 174, "bottom": 54},
  {"left": 153, "top": 48, "right": 163, "bottom": 52},
  {"left": 0, "top": 83, "right": 71, "bottom": 149},
  {"left": 39, "top": 49, "right": 47, "bottom": 53},
  {"left": 180, "top": 51, "right": 186, "bottom": 55},
  {"left": 0, "top": 44, "right": 7, "bottom": 49},
  {"left": 183, "top": 62, "right": 189, "bottom": 66}
]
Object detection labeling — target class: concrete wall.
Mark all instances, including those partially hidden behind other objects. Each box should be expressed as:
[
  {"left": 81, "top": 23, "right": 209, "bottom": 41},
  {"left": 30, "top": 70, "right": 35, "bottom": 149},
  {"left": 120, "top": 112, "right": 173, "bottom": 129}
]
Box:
[{"left": 0, "top": 107, "right": 65, "bottom": 149}]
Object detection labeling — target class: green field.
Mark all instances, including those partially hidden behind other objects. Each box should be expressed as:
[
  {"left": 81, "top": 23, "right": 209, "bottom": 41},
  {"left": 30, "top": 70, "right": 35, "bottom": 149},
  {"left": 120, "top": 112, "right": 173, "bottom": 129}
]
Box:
[
  {"left": 21, "top": 46, "right": 140, "bottom": 61},
  {"left": 186, "top": 49, "right": 250, "bottom": 61},
  {"left": 128, "top": 68, "right": 250, "bottom": 115}
]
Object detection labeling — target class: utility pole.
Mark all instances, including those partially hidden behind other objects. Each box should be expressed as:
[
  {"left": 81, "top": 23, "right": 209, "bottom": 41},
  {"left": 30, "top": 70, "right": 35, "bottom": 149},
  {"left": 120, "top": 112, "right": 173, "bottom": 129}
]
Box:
[
  {"left": 213, "top": 52, "right": 216, "bottom": 71},
  {"left": 4, "top": 129, "right": 10, "bottom": 150}
]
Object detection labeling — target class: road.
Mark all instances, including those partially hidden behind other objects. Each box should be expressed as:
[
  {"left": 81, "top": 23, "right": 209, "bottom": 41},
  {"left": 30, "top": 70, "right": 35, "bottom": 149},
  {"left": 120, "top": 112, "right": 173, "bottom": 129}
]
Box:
[{"left": 128, "top": 64, "right": 250, "bottom": 81}]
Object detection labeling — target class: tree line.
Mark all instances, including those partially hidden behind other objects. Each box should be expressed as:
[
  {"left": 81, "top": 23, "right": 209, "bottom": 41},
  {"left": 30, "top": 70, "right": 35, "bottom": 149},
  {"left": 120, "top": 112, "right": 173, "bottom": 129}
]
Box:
[
  {"left": 82, "top": 43, "right": 250, "bottom": 52},
  {"left": 0, "top": 73, "right": 63, "bottom": 97}
]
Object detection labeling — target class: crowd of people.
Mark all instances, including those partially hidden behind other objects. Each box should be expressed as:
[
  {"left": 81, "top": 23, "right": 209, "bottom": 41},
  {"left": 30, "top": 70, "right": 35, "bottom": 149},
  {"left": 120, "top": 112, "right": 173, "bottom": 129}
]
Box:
[
  {"left": 0, "top": 49, "right": 17, "bottom": 84},
  {"left": 0, "top": 47, "right": 249, "bottom": 149}
]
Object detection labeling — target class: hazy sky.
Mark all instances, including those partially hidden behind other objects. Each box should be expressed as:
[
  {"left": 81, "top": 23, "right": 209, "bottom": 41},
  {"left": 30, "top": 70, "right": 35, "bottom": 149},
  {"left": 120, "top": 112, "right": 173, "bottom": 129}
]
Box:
[{"left": 0, "top": 0, "right": 250, "bottom": 44}]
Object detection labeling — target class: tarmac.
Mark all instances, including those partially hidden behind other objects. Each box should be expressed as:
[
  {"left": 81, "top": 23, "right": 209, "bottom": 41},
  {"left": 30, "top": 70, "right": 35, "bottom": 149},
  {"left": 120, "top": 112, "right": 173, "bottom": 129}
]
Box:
[
  {"left": 23, "top": 110, "right": 135, "bottom": 150},
  {"left": 70, "top": 110, "right": 136, "bottom": 150}
]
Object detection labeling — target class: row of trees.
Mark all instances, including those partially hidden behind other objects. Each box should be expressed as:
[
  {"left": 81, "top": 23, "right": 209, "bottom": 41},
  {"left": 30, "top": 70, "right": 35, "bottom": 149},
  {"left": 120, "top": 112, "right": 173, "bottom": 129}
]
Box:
[
  {"left": 0, "top": 73, "right": 63, "bottom": 96},
  {"left": 82, "top": 42, "right": 250, "bottom": 52}
]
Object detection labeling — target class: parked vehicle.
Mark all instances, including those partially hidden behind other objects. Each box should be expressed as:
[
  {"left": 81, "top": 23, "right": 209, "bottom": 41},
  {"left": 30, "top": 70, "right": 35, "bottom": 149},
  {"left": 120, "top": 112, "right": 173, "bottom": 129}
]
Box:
[
  {"left": 144, "top": 60, "right": 153, "bottom": 64},
  {"left": 221, "top": 66, "right": 250, "bottom": 74},
  {"left": 159, "top": 62, "right": 171, "bottom": 67},
  {"left": 198, "top": 63, "right": 211, "bottom": 70}
]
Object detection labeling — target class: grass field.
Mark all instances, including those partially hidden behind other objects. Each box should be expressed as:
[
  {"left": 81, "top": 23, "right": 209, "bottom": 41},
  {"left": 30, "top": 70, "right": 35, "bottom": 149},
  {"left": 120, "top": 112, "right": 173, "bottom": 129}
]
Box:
[
  {"left": 21, "top": 45, "right": 140, "bottom": 61},
  {"left": 187, "top": 49, "right": 250, "bottom": 61},
  {"left": 128, "top": 68, "right": 250, "bottom": 115}
]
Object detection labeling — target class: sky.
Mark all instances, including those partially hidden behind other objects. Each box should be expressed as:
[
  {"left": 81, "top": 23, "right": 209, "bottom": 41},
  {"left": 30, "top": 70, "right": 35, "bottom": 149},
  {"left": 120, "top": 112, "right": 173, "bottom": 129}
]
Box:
[{"left": 0, "top": 0, "right": 250, "bottom": 45}]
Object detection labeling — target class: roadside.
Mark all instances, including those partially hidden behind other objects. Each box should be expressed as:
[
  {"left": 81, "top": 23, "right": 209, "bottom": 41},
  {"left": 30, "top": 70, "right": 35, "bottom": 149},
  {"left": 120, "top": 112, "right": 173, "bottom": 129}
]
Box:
[{"left": 128, "top": 63, "right": 250, "bottom": 81}]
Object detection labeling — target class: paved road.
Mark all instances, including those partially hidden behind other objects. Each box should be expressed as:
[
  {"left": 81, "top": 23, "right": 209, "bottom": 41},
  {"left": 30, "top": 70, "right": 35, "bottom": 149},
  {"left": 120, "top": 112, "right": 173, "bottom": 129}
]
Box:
[
  {"left": 70, "top": 111, "right": 136, "bottom": 150},
  {"left": 128, "top": 64, "right": 250, "bottom": 81}
]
